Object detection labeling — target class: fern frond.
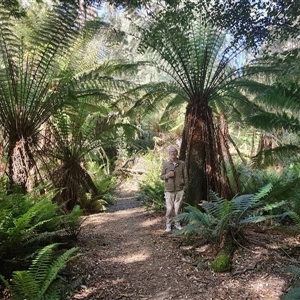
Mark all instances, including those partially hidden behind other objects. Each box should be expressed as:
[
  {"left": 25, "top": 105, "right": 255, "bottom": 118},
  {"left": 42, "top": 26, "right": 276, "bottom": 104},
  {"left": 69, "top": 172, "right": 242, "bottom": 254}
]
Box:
[
  {"left": 7, "top": 244, "right": 77, "bottom": 300},
  {"left": 11, "top": 271, "right": 38, "bottom": 300},
  {"left": 214, "top": 200, "right": 233, "bottom": 237},
  {"left": 252, "top": 145, "right": 300, "bottom": 168},
  {"left": 203, "top": 190, "right": 226, "bottom": 217},
  {"left": 240, "top": 216, "right": 268, "bottom": 224},
  {"left": 251, "top": 182, "right": 273, "bottom": 202},
  {"left": 38, "top": 246, "right": 78, "bottom": 297}
]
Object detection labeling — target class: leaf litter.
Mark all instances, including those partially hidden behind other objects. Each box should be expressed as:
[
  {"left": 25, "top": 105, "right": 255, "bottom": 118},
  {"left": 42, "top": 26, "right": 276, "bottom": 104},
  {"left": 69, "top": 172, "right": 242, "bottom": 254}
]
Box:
[{"left": 68, "top": 183, "right": 300, "bottom": 300}]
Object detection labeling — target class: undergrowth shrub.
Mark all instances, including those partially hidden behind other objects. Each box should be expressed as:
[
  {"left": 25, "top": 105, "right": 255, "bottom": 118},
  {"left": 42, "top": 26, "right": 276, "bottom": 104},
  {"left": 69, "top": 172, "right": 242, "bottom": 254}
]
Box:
[
  {"left": 79, "top": 162, "right": 116, "bottom": 213},
  {"left": 175, "top": 183, "right": 285, "bottom": 245},
  {"left": 237, "top": 163, "right": 300, "bottom": 216},
  {"left": 0, "top": 185, "right": 83, "bottom": 297},
  {"left": 136, "top": 150, "right": 165, "bottom": 212},
  {"left": 0, "top": 244, "right": 78, "bottom": 300},
  {"left": 137, "top": 180, "right": 165, "bottom": 212}
]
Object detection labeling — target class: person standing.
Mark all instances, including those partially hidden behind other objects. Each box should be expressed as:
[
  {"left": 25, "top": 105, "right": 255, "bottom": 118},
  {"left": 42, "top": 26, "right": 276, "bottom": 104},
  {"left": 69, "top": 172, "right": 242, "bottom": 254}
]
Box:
[{"left": 160, "top": 146, "right": 188, "bottom": 232}]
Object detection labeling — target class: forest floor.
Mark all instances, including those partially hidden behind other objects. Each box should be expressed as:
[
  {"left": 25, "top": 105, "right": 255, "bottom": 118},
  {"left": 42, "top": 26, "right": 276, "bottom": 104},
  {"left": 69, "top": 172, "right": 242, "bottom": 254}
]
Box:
[{"left": 69, "top": 180, "right": 300, "bottom": 300}]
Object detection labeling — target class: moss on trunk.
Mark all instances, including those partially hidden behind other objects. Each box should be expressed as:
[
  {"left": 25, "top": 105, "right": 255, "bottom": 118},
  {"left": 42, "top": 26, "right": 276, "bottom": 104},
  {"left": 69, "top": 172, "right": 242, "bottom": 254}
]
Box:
[{"left": 211, "top": 231, "right": 236, "bottom": 273}]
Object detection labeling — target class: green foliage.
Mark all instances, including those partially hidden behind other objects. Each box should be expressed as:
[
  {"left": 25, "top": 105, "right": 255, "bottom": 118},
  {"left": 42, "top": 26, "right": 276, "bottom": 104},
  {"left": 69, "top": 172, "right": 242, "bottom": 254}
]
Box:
[
  {"left": 137, "top": 180, "right": 165, "bottom": 212},
  {"left": 173, "top": 205, "right": 215, "bottom": 241},
  {"left": 0, "top": 1, "right": 138, "bottom": 193},
  {"left": 77, "top": 162, "right": 116, "bottom": 212},
  {"left": 0, "top": 243, "right": 77, "bottom": 300},
  {"left": 88, "top": 162, "right": 116, "bottom": 196},
  {"left": 207, "top": 0, "right": 300, "bottom": 50},
  {"left": 0, "top": 186, "right": 82, "bottom": 279},
  {"left": 285, "top": 211, "right": 300, "bottom": 229},
  {"left": 60, "top": 205, "right": 84, "bottom": 239},
  {"left": 78, "top": 193, "right": 108, "bottom": 213},
  {"left": 136, "top": 150, "right": 165, "bottom": 212},
  {"left": 238, "top": 163, "right": 300, "bottom": 215},
  {"left": 175, "top": 183, "right": 285, "bottom": 244}
]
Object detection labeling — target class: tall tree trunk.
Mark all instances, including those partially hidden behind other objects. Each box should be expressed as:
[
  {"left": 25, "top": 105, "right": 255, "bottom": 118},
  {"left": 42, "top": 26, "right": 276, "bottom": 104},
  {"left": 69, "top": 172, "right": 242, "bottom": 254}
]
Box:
[{"left": 180, "top": 101, "right": 234, "bottom": 206}]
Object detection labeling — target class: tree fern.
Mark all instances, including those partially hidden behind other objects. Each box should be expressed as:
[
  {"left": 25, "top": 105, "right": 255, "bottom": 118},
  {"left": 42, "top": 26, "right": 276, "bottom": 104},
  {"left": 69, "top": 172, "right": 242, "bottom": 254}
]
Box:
[
  {"left": 176, "top": 183, "right": 284, "bottom": 245},
  {"left": 122, "top": 3, "right": 280, "bottom": 206},
  {"left": 0, "top": 1, "right": 138, "bottom": 192}
]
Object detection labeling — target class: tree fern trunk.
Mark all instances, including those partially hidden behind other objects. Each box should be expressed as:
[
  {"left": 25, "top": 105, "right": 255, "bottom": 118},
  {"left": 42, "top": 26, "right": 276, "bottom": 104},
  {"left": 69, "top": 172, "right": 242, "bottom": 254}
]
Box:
[
  {"left": 7, "top": 138, "right": 37, "bottom": 193},
  {"left": 181, "top": 101, "right": 234, "bottom": 206}
]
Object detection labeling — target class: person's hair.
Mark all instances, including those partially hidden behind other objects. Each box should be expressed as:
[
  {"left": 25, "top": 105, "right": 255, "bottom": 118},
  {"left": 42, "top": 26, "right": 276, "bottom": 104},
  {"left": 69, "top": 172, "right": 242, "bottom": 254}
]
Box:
[{"left": 168, "top": 146, "right": 178, "bottom": 153}]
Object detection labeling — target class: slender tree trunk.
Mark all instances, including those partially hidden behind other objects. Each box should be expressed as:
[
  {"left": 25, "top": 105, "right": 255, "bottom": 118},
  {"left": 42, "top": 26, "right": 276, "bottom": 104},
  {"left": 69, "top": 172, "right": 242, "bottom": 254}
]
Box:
[
  {"left": 255, "top": 133, "right": 273, "bottom": 166},
  {"left": 217, "top": 114, "right": 241, "bottom": 195}
]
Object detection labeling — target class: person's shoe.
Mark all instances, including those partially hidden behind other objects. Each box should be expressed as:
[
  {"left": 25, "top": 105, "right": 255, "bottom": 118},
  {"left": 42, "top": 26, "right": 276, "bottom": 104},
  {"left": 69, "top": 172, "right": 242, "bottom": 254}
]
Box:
[
  {"left": 165, "top": 225, "right": 172, "bottom": 232},
  {"left": 175, "top": 223, "right": 182, "bottom": 230}
]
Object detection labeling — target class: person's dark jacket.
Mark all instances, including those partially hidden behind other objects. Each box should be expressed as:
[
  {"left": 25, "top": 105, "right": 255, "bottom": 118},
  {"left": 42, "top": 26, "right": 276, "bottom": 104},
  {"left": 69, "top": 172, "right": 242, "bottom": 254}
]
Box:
[{"left": 160, "top": 160, "right": 188, "bottom": 192}]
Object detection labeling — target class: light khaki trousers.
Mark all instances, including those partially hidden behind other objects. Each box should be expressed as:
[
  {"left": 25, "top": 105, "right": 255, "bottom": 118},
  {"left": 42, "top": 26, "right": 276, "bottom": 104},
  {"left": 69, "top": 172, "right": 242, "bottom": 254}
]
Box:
[{"left": 165, "top": 190, "right": 184, "bottom": 226}]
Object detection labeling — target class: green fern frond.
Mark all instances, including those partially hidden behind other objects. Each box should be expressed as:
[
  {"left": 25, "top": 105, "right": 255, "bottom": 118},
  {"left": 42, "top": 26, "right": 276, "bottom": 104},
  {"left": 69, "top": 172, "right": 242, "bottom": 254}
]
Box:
[
  {"left": 262, "top": 200, "right": 286, "bottom": 212},
  {"left": 231, "top": 194, "right": 255, "bottom": 212},
  {"left": 24, "top": 230, "right": 66, "bottom": 246},
  {"left": 176, "top": 184, "right": 278, "bottom": 244},
  {"left": 11, "top": 271, "right": 38, "bottom": 300},
  {"left": 7, "top": 244, "right": 78, "bottom": 300},
  {"left": 176, "top": 223, "right": 209, "bottom": 236},
  {"left": 176, "top": 206, "right": 215, "bottom": 227},
  {"left": 38, "top": 246, "right": 78, "bottom": 297},
  {"left": 252, "top": 145, "right": 300, "bottom": 168},
  {"left": 214, "top": 200, "right": 233, "bottom": 237},
  {"left": 203, "top": 190, "right": 226, "bottom": 217},
  {"left": 251, "top": 182, "right": 273, "bottom": 201},
  {"left": 239, "top": 216, "right": 268, "bottom": 224},
  {"left": 175, "top": 206, "right": 216, "bottom": 240},
  {"left": 247, "top": 112, "right": 300, "bottom": 133}
]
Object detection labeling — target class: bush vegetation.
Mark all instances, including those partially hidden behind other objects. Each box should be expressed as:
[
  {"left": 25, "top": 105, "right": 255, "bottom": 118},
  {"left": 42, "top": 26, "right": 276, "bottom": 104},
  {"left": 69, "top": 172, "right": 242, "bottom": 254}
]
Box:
[{"left": 0, "top": 187, "right": 82, "bottom": 299}]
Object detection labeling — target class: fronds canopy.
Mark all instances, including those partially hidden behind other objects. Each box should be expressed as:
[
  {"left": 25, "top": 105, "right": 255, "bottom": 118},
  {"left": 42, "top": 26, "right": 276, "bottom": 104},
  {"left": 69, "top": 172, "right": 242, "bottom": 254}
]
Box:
[
  {"left": 135, "top": 5, "right": 246, "bottom": 105},
  {"left": 0, "top": 3, "right": 81, "bottom": 143}
]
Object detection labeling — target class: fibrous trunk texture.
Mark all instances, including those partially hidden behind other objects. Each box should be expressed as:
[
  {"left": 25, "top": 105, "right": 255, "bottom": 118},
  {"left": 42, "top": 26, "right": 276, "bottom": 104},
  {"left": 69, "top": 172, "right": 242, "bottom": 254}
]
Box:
[{"left": 180, "top": 101, "right": 235, "bottom": 206}]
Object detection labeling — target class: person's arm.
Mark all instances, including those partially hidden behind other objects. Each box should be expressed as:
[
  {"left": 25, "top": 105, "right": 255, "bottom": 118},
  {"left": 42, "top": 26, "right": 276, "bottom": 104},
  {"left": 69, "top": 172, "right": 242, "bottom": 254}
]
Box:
[{"left": 160, "top": 163, "right": 168, "bottom": 180}]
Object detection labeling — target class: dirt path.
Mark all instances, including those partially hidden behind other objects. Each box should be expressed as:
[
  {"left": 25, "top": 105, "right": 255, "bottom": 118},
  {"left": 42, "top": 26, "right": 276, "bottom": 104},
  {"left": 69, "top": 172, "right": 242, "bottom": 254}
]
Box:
[{"left": 69, "top": 188, "right": 299, "bottom": 300}]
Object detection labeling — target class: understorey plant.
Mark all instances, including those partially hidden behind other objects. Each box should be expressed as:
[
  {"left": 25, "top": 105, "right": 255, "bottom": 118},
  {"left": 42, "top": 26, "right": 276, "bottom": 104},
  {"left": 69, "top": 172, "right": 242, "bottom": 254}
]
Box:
[
  {"left": 0, "top": 184, "right": 83, "bottom": 297},
  {"left": 175, "top": 183, "right": 285, "bottom": 272}
]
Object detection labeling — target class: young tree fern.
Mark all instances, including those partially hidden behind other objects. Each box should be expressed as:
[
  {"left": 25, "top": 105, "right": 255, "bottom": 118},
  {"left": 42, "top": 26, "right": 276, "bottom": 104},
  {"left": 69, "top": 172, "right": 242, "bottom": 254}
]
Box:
[{"left": 175, "top": 183, "right": 285, "bottom": 245}]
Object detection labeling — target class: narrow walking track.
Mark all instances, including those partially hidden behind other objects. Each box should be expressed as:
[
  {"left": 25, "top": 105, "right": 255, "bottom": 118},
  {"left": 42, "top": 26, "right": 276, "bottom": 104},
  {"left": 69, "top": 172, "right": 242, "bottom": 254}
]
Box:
[
  {"left": 69, "top": 191, "right": 288, "bottom": 300},
  {"left": 70, "top": 196, "right": 204, "bottom": 299}
]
